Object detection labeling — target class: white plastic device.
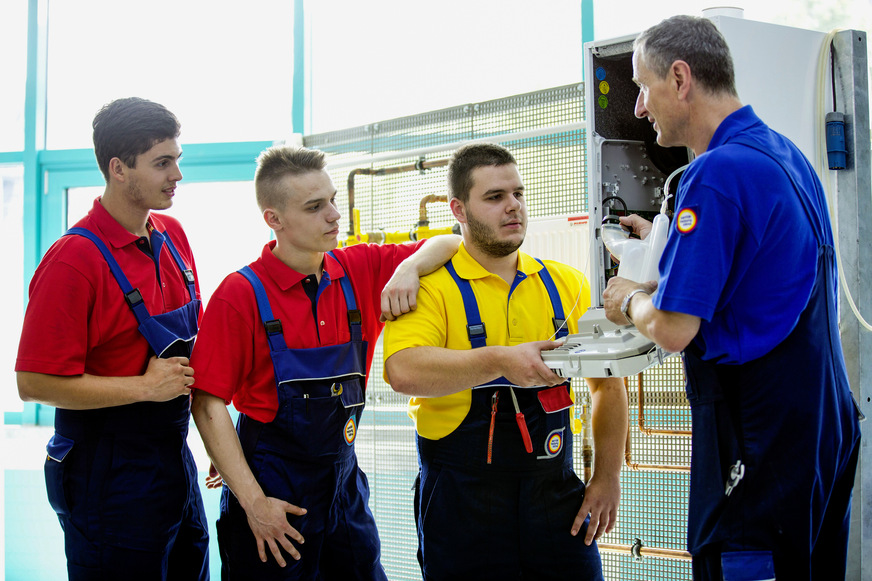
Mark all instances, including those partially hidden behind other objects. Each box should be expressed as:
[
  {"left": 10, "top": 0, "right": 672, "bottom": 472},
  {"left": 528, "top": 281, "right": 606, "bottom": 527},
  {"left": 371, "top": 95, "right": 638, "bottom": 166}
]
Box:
[{"left": 541, "top": 308, "right": 676, "bottom": 378}]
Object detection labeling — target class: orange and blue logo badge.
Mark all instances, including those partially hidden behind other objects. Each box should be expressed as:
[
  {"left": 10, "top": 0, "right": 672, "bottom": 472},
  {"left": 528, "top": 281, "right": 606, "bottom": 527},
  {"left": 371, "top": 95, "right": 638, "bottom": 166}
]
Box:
[
  {"left": 344, "top": 417, "right": 356, "bottom": 446},
  {"left": 676, "top": 207, "right": 699, "bottom": 234},
  {"left": 537, "top": 428, "right": 565, "bottom": 459}
]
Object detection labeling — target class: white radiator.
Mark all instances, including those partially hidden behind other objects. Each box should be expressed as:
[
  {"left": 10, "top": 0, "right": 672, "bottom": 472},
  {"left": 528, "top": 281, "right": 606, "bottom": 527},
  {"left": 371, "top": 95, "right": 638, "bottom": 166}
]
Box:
[{"left": 520, "top": 214, "right": 591, "bottom": 282}]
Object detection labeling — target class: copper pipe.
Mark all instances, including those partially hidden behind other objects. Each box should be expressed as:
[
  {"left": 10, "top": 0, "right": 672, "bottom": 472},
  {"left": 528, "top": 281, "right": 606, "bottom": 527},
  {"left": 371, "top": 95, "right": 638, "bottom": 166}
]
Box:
[
  {"left": 598, "top": 542, "right": 692, "bottom": 561},
  {"left": 623, "top": 380, "right": 690, "bottom": 473},
  {"left": 623, "top": 381, "right": 633, "bottom": 467},
  {"left": 418, "top": 194, "right": 448, "bottom": 226},
  {"left": 637, "top": 372, "right": 691, "bottom": 437},
  {"left": 346, "top": 158, "right": 450, "bottom": 235},
  {"left": 625, "top": 461, "right": 690, "bottom": 473}
]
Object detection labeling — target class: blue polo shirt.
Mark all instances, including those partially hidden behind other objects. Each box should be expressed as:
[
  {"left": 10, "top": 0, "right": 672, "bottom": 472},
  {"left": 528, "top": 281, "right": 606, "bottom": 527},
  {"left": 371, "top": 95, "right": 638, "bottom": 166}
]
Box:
[{"left": 654, "top": 106, "right": 831, "bottom": 364}]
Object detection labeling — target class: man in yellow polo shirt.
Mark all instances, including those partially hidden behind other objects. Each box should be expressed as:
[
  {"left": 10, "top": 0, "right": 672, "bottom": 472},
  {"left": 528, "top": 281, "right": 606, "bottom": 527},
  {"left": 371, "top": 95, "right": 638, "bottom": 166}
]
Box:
[{"left": 384, "top": 143, "right": 627, "bottom": 581}]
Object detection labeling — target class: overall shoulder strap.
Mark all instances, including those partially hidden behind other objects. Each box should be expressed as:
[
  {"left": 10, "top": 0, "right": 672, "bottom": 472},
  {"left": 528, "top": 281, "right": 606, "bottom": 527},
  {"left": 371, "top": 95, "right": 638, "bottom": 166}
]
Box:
[
  {"left": 444, "top": 260, "right": 487, "bottom": 348},
  {"left": 159, "top": 232, "right": 197, "bottom": 302},
  {"left": 534, "top": 258, "right": 568, "bottom": 339},
  {"left": 237, "top": 265, "right": 288, "bottom": 352},
  {"left": 65, "top": 227, "right": 151, "bottom": 325},
  {"left": 326, "top": 251, "right": 362, "bottom": 342}
]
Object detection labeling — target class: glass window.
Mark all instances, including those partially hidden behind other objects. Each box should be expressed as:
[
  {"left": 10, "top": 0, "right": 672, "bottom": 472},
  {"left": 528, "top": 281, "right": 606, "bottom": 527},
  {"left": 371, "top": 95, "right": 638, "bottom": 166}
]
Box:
[
  {"left": 596, "top": 0, "right": 872, "bottom": 41},
  {"left": 2, "top": 165, "right": 25, "bottom": 414},
  {"left": 306, "top": 0, "right": 872, "bottom": 135},
  {"left": 46, "top": 0, "right": 295, "bottom": 149},
  {"left": 67, "top": 181, "right": 269, "bottom": 305},
  {"left": 306, "top": 0, "right": 584, "bottom": 133},
  {"left": 0, "top": 3, "right": 27, "bottom": 152}
]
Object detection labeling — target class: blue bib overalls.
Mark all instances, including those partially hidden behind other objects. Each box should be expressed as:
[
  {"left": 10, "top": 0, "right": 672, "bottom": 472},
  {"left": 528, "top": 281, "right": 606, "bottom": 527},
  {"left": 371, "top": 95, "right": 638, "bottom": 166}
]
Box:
[
  {"left": 44, "top": 227, "right": 209, "bottom": 581},
  {"left": 414, "top": 260, "right": 604, "bottom": 581},
  {"left": 217, "top": 258, "right": 386, "bottom": 580},
  {"left": 683, "top": 140, "right": 862, "bottom": 581}
]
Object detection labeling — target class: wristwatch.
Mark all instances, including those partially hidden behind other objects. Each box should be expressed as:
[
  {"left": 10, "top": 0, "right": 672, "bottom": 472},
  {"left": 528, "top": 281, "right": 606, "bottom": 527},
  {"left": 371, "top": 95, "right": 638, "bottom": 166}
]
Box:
[{"left": 620, "top": 289, "right": 649, "bottom": 325}]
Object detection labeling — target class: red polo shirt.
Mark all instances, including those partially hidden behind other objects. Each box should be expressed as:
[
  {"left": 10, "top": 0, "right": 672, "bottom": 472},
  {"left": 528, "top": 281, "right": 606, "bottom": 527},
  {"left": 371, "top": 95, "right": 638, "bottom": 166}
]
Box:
[
  {"left": 16, "top": 198, "right": 201, "bottom": 378},
  {"left": 190, "top": 239, "right": 423, "bottom": 423}
]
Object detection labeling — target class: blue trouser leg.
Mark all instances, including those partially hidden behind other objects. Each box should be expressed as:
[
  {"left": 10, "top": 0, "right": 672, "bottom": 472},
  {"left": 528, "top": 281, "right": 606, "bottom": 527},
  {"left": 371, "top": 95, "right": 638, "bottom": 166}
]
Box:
[
  {"left": 811, "top": 438, "right": 860, "bottom": 580},
  {"left": 59, "top": 436, "right": 209, "bottom": 581},
  {"left": 218, "top": 452, "right": 386, "bottom": 581},
  {"left": 691, "top": 435, "right": 857, "bottom": 581},
  {"left": 416, "top": 462, "right": 603, "bottom": 581},
  {"left": 320, "top": 460, "right": 387, "bottom": 580},
  {"left": 63, "top": 496, "right": 208, "bottom": 581},
  {"left": 166, "top": 458, "right": 211, "bottom": 581},
  {"left": 520, "top": 466, "right": 603, "bottom": 579}
]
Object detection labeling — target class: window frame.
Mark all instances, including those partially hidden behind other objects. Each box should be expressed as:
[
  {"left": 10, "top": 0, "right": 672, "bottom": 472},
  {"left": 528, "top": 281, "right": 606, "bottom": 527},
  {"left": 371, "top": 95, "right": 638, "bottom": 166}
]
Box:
[{"left": 8, "top": 0, "right": 306, "bottom": 425}]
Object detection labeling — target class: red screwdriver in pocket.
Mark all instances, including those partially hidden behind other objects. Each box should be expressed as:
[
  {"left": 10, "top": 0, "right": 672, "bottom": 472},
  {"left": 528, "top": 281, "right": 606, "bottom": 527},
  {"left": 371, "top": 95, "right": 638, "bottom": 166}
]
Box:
[{"left": 509, "top": 387, "right": 533, "bottom": 453}]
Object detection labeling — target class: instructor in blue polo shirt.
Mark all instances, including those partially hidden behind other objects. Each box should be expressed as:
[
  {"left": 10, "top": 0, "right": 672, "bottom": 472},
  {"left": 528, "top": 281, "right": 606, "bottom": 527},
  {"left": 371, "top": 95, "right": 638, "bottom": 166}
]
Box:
[{"left": 603, "top": 15, "right": 861, "bottom": 581}]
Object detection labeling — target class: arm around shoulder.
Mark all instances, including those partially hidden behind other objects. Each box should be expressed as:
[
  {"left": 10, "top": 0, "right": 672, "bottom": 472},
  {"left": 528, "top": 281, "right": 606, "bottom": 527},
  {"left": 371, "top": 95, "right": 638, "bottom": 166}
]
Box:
[
  {"left": 381, "top": 235, "right": 461, "bottom": 321},
  {"left": 404, "top": 234, "right": 461, "bottom": 276}
]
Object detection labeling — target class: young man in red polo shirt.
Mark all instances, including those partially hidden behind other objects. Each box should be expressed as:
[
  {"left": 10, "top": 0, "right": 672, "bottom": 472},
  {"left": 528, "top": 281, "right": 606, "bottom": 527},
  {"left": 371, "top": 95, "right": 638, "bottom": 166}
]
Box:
[
  {"left": 190, "top": 144, "right": 460, "bottom": 580},
  {"left": 16, "top": 97, "right": 209, "bottom": 580}
]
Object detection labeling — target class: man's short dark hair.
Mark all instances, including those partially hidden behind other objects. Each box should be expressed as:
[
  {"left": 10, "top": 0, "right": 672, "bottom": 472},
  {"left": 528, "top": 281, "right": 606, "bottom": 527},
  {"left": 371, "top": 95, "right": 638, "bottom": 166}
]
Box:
[
  {"left": 447, "top": 143, "right": 517, "bottom": 203},
  {"left": 634, "top": 15, "right": 738, "bottom": 98},
  {"left": 254, "top": 145, "right": 328, "bottom": 211},
  {"left": 92, "top": 97, "right": 181, "bottom": 182}
]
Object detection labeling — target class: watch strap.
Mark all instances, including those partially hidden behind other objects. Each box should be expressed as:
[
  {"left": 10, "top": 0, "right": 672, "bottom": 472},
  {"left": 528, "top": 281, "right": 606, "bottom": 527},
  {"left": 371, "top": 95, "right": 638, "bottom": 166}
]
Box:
[{"left": 620, "top": 288, "right": 648, "bottom": 325}]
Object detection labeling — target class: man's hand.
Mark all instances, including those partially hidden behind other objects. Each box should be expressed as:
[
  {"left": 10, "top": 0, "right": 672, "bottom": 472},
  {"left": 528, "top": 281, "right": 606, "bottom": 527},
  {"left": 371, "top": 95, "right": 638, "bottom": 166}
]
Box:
[
  {"left": 380, "top": 263, "right": 419, "bottom": 322},
  {"left": 245, "top": 496, "right": 308, "bottom": 567},
  {"left": 140, "top": 356, "right": 195, "bottom": 402},
  {"left": 571, "top": 472, "right": 620, "bottom": 544},
  {"left": 602, "top": 277, "right": 657, "bottom": 326},
  {"left": 619, "top": 215, "right": 653, "bottom": 240},
  {"left": 380, "top": 234, "right": 461, "bottom": 322},
  {"left": 205, "top": 462, "right": 223, "bottom": 489},
  {"left": 502, "top": 341, "right": 567, "bottom": 387}
]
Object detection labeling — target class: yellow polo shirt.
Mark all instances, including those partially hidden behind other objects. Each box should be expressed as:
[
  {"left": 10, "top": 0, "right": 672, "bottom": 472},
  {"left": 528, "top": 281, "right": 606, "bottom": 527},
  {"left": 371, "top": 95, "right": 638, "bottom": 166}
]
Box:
[{"left": 383, "top": 242, "right": 589, "bottom": 440}]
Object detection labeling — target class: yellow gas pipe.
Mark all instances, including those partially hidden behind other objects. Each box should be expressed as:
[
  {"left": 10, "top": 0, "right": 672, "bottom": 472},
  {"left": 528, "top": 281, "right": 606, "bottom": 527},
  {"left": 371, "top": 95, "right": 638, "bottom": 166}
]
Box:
[{"left": 342, "top": 197, "right": 456, "bottom": 247}]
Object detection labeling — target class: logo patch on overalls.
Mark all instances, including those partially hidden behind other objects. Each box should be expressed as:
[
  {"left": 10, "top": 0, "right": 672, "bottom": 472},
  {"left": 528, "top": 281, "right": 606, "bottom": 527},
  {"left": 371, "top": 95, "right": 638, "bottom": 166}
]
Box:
[
  {"left": 344, "top": 417, "right": 357, "bottom": 446},
  {"left": 537, "top": 428, "right": 565, "bottom": 459},
  {"left": 676, "top": 207, "right": 698, "bottom": 234}
]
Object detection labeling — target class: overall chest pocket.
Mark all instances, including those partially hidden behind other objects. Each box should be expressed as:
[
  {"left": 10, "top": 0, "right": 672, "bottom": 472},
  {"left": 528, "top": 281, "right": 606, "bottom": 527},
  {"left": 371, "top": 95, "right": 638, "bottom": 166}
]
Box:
[{"left": 273, "top": 375, "right": 366, "bottom": 459}]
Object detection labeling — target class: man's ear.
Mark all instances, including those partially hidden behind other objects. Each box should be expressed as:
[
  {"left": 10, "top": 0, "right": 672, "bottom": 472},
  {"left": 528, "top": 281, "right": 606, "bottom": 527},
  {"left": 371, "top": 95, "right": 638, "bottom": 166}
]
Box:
[
  {"left": 450, "top": 197, "right": 467, "bottom": 224},
  {"left": 671, "top": 60, "right": 693, "bottom": 100},
  {"left": 108, "top": 157, "right": 127, "bottom": 183},
  {"left": 263, "top": 208, "right": 281, "bottom": 231}
]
